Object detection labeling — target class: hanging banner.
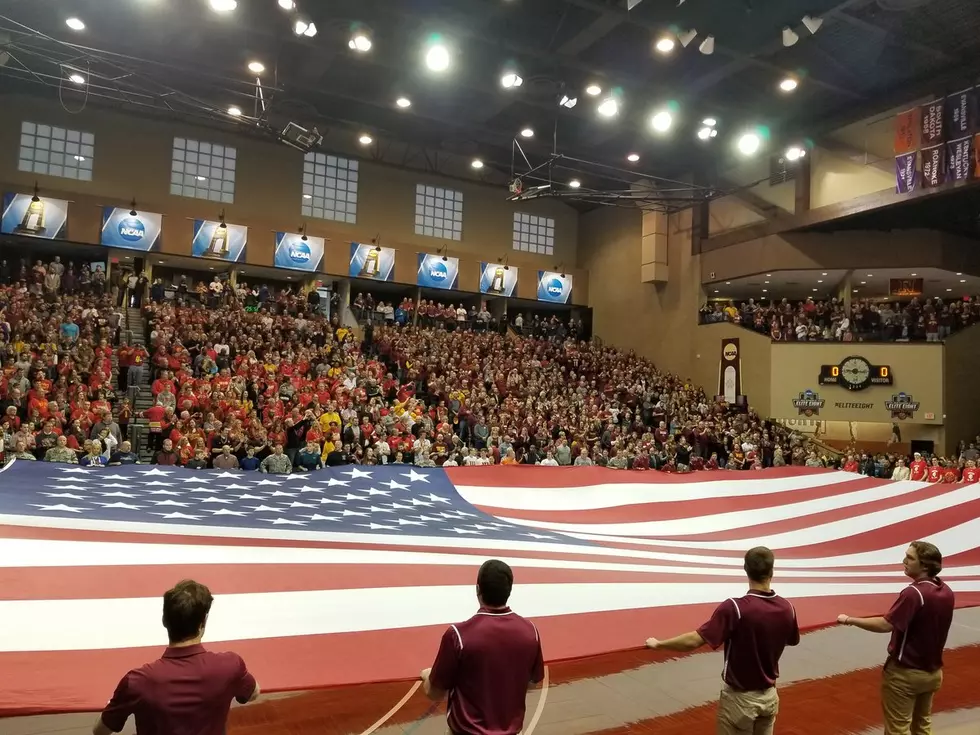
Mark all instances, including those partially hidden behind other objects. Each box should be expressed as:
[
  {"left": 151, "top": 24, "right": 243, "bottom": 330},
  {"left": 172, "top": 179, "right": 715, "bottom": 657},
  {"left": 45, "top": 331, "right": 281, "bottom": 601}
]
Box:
[
  {"left": 974, "top": 133, "right": 980, "bottom": 179},
  {"left": 537, "top": 270, "right": 573, "bottom": 304},
  {"left": 894, "top": 108, "right": 919, "bottom": 154},
  {"left": 920, "top": 100, "right": 944, "bottom": 146},
  {"left": 945, "top": 88, "right": 976, "bottom": 140},
  {"left": 349, "top": 242, "right": 395, "bottom": 281},
  {"left": 480, "top": 262, "right": 518, "bottom": 297},
  {"left": 895, "top": 152, "right": 918, "bottom": 194},
  {"left": 946, "top": 136, "right": 973, "bottom": 183},
  {"left": 921, "top": 144, "right": 945, "bottom": 188},
  {"left": 417, "top": 253, "right": 460, "bottom": 290},
  {"left": 1, "top": 193, "right": 68, "bottom": 239},
  {"left": 100, "top": 207, "right": 162, "bottom": 251},
  {"left": 274, "top": 231, "right": 324, "bottom": 271},
  {"left": 191, "top": 219, "right": 247, "bottom": 262}
]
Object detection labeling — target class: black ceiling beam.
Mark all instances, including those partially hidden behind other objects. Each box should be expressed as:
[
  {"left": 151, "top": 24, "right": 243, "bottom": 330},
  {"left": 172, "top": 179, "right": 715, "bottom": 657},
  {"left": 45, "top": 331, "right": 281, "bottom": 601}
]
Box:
[
  {"left": 556, "top": 2, "right": 626, "bottom": 57},
  {"left": 834, "top": 10, "right": 952, "bottom": 63}
]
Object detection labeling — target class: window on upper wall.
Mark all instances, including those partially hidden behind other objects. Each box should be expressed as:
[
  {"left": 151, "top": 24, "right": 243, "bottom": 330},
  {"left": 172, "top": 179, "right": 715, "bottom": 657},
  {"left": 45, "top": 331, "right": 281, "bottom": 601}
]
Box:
[
  {"left": 415, "top": 184, "right": 462, "bottom": 241},
  {"left": 18, "top": 122, "right": 95, "bottom": 181},
  {"left": 302, "top": 152, "right": 358, "bottom": 223},
  {"left": 170, "top": 137, "right": 236, "bottom": 203},
  {"left": 513, "top": 212, "right": 555, "bottom": 256}
]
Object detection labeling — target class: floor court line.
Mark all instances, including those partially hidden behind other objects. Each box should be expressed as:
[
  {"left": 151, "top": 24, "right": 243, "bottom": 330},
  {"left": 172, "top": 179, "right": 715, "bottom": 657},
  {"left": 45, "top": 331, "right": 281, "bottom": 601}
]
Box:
[
  {"left": 358, "top": 681, "right": 421, "bottom": 735},
  {"left": 522, "top": 665, "right": 550, "bottom": 735}
]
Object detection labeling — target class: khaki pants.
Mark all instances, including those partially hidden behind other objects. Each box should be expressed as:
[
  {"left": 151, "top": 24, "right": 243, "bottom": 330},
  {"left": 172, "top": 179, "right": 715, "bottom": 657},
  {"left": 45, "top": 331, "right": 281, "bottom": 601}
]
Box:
[
  {"left": 717, "top": 685, "right": 779, "bottom": 735},
  {"left": 882, "top": 659, "right": 943, "bottom": 735}
]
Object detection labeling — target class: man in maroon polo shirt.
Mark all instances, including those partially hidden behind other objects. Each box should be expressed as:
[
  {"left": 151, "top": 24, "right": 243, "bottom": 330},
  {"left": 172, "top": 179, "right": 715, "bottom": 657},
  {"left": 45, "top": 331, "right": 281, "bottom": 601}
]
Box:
[
  {"left": 645, "top": 546, "right": 800, "bottom": 735},
  {"left": 837, "top": 540, "right": 954, "bottom": 735},
  {"left": 94, "top": 579, "right": 260, "bottom": 735},
  {"left": 421, "top": 559, "right": 544, "bottom": 735}
]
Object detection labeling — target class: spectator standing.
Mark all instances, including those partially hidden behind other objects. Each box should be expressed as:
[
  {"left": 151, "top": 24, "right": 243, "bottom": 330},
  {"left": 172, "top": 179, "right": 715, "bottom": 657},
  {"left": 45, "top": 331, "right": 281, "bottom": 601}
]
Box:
[
  {"left": 422, "top": 560, "right": 544, "bottom": 735},
  {"left": 153, "top": 439, "right": 181, "bottom": 466},
  {"left": 260, "top": 443, "right": 293, "bottom": 474},
  {"left": 646, "top": 547, "right": 800, "bottom": 735},
  {"left": 837, "top": 541, "right": 954, "bottom": 735},
  {"left": 212, "top": 445, "right": 239, "bottom": 470},
  {"left": 94, "top": 580, "right": 259, "bottom": 735}
]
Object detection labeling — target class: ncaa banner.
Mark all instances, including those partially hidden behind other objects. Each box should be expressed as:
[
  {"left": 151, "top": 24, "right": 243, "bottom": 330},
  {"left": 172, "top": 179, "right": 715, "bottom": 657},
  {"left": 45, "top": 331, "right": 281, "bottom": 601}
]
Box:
[
  {"left": 921, "top": 144, "right": 945, "bottom": 188},
  {"left": 1, "top": 193, "right": 68, "bottom": 240},
  {"left": 945, "top": 88, "right": 976, "bottom": 140},
  {"left": 349, "top": 242, "right": 395, "bottom": 281},
  {"left": 895, "top": 151, "right": 918, "bottom": 194},
  {"left": 100, "top": 207, "right": 162, "bottom": 251},
  {"left": 480, "top": 262, "right": 518, "bottom": 297},
  {"left": 191, "top": 219, "right": 247, "bottom": 262},
  {"left": 537, "top": 270, "right": 573, "bottom": 304},
  {"left": 275, "top": 231, "right": 324, "bottom": 272},
  {"left": 920, "top": 100, "right": 944, "bottom": 146},
  {"left": 893, "top": 108, "right": 918, "bottom": 154},
  {"left": 417, "top": 253, "right": 459, "bottom": 290},
  {"left": 946, "top": 137, "right": 973, "bottom": 183}
]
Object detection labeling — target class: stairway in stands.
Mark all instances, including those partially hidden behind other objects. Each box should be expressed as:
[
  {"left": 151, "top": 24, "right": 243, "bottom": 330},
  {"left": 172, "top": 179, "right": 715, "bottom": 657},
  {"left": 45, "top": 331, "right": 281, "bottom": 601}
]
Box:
[{"left": 123, "top": 305, "right": 155, "bottom": 463}]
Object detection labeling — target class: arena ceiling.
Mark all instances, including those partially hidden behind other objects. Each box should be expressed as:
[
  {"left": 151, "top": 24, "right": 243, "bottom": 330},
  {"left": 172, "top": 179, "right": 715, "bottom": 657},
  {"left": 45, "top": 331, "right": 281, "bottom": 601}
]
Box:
[{"left": 2, "top": 0, "right": 980, "bottom": 187}]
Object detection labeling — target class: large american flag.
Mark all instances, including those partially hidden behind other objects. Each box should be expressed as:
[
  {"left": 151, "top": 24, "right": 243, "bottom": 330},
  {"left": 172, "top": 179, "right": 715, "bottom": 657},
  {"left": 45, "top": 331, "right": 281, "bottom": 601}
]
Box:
[{"left": 1, "top": 461, "right": 979, "bottom": 715}]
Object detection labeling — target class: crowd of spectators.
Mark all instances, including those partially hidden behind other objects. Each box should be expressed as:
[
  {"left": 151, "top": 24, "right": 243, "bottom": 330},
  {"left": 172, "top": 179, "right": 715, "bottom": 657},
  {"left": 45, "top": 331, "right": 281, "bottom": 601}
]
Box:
[
  {"left": 701, "top": 295, "right": 978, "bottom": 342},
  {"left": 6, "top": 255, "right": 980, "bottom": 479}
]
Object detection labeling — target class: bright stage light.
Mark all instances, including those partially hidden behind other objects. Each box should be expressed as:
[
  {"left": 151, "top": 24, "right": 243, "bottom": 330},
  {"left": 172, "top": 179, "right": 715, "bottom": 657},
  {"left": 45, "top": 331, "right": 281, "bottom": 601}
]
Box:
[
  {"left": 65, "top": 17, "right": 85, "bottom": 31},
  {"left": 227, "top": 106, "right": 242, "bottom": 117},
  {"left": 655, "top": 36, "right": 675, "bottom": 54},
  {"left": 359, "top": 134, "right": 373, "bottom": 145},
  {"left": 426, "top": 43, "right": 450, "bottom": 72},
  {"left": 585, "top": 84, "right": 602, "bottom": 96},
  {"left": 349, "top": 33, "right": 372, "bottom": 52},
  {"left": 501, "top": 71, "right": 523, "bottom": 88},
  {"left": 651, "top": 110, "right": 672, "bottom": 132},
  {"left": 395, "top": 96, "right": 412, "bottom": 108},
  {"left": 209, "top": 0, "right": 237, "bottom": 11},
  {"left": 520, "top": 127, "right": 534, "bottom": 138},
  {"left": 568, "top": 179, "right": 581, "bottom": 189},
  {"left": 597, "top": 97, "right": 619, "bottom": 117},
  {"left": 779, "top": 77, "right": 798, "bottom": 92},
  {"left": 785, "top": 145, "right": 805, "bottom": 161},
  {"left": 471, "top": 159, "right": 484, "bottom": 169},
  {"left": 627, "top": 153, "right": 640, "bottom": 162},
  {"left": 738, "top": 132, "right": 762, "bottom": 155}
]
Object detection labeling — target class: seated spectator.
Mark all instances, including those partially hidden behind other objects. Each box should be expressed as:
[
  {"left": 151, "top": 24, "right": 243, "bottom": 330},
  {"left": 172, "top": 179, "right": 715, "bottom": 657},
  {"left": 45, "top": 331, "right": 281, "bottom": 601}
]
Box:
[
  {"left": 239, "top": 447, "right": 261, "bottom": 471},
  {"left": 153, "top": 438, "right": 181, "bottom": 466},
  {"left": 44, "top": 434, "right": 78, "bottom": 464},
  {"left": 212, "top": 445, "right": 239, "bottom": 470},
  {"left": 295, "top": 440, "right": 323, "bottom": 471},
  {"left": 108, "top": 440, "right": 140, "bottom": 465},
  {"left": 260, "top": 443, "right": 292, "bottom": 474},
  {"left": 80, "top": 440, "right": 107, "bottom": 467}
]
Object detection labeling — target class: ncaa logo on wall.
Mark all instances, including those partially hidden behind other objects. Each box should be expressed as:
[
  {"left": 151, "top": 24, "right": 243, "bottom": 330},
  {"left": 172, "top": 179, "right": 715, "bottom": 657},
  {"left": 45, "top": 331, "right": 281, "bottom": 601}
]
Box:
[
  {"left": 118, "top": 216, "right": 146, "bottom": 243},
  {"left": 547, "top": 278, "right": 564, "bottom": 296},
  {"left": 288, "top": 240, "right": 312, "bottom": 264},
  {"left": 723, "top": 342, "right": 738, "bottom": 361},
  {"left": 885, "top": 392, "right": 920, "bottom": 420},
  {"left": 429, "top": 261, "right": 448, "bottom": 280},
  {"left": 793, "top": 389, "right": 825, "bottom": 417}
]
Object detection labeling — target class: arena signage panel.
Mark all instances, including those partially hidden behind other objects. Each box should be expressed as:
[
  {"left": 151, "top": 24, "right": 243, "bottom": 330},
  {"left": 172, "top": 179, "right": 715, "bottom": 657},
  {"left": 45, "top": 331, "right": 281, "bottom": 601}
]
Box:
[
  {"left": 417, "top": 253, "right": 459, "bottom": 290},
  {"left": 274, "top": 231, "right": 324, "bottom": 272},
  {"left": 100, "top": 207, "right": 162, "bottom": 251},
  {"left": 479, "top": 262, "right": 518, "bottom": 297},
  {"left": 537, "top": 270, "right": 572, "bottom": 304},
  {"left": 1, "top": 193, "right": 68, "bottom": 240},
  {"left": 191, "top": 219, "right": 248, "bottom": 262},
  {"left": 349, "top": 242, "right": 395, "bottom": 281}
]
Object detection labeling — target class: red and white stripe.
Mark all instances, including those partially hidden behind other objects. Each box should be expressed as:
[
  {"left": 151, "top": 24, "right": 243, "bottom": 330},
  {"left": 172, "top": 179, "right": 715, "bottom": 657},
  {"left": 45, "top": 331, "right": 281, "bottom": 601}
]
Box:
[{"left": 1, "top": 467, "right": 979, "bottom": 715}]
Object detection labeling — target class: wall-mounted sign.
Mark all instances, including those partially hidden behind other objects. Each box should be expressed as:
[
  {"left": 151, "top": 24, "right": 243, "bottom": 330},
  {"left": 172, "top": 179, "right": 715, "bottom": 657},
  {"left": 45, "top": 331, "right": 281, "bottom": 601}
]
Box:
[
  {"left": 274, "top": 231, "right": 324, "bottom": 272},
  {"left": 886, "top": 392, "right": 920, "bottom": 420},
  {"left": 349, "top": 242, "right": 395, "bottom": 281},
  {"left": 191, "top": 219, "right": 247, "bottom": 262},
  {"left": 818, "top": 355, "right": 893, "bottom": 391},
  {"left": 1, "top": 193, "right": 68, "bottom": 240},
  {"left": 101, "top": 207, "right": 162, "bottom": 251},
  {"left": 537, "top": 270, "right": 573, "bottom": 304},
  {"left": 793, "top": 390, "right": 825, "bottom": 416},
  {"left": 480, "top": 262, "right": 518, "bottom": 296},
  {"left": 718, "top": 338, "right": 741, "bottom": 404},
  {"left": 889, "top": 278, "right": 923, "bottom": 297},
  {"left": 417, "top": 253, "right": 460, "bottom": 290}
]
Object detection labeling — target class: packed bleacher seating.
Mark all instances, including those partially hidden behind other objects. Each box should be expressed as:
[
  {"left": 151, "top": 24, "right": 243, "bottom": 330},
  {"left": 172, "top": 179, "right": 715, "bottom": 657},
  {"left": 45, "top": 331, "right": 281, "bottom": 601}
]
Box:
[
  {"left": 3, "top": 255, "right": 979, "bottom": 479},
  {"left": 701, "top": 295, "right": 979, "bottom": 342}
]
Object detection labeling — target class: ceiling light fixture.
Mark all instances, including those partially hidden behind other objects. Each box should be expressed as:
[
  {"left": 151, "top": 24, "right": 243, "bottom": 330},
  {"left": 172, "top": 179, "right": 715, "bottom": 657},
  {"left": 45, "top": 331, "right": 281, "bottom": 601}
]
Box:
[
  {"left": 568, "top": 179, "right": 581, "bottom": 189},
  {"left": 68, "top": 73, "right": 86, "bottom": 85},
  {"left": 585, "top": 84, "right": 602, "bottom": 96},
  {"left": 627, "top": 153, "right": 640, "bottom": 162},
  {"left": 501, "top": 71, "right": 523, "bottom": 88},
  {"left": 349, "top": 32, "right": 372, "bottom": 52},
  {"left": 227, "top": 106, "right": 242, "bottom": 117},
  {"left": 559, "top": 94, "right": 578, "bottom": 109},
  {"left": 471, "top": 159, "right": 484, "bottom": 169},
  {"left": 655, "top": 36, "right": 675, "bottom": 54},
  {"left": 278, "top": 0, "right": 295, "bottom": 8},
  {"left": 520, "top": 127, "right": 534, "bottom": 138},
  {"left": 779, "top": 77, "right": 799, "bottom": 92},
  {"left": 358, "top": 134, "right": 373, "bottom": 145},
  {"left": 209, "top": 0, "right": 237, "bottom": 11},
  {"left": 737, "top": 132, "right": 761, "bottom": 155},
  {"left": 247, "top": 61, "right": 265, "bottom": 74},
  {"left": 782, "top": 27, "right": 799, "bottom": 47},
  {"left": 697, "top": 126, "right": 712, "bottom": 140},
  {"left": 702, "top": 117, "right": 717, "bottom": 127},
  {"left": 785, "top": 145, "right": 806, "bottom": 161},
  {"left": 395, "top": 96, "right": 412, "bottom": 108},
  {"left": 802, "top": 15, "right": 823, "bottom": 34},
  {"left": 651, "top": 110, "right": 672, "bottom": 132},
  {"left": 699, "top": 35, "right": 715, "bottom": 54},
  {"left": 597, "top": 97, "right": 619, "bottom": 117},
  {"left": 293, "top": 18, "right": 317, "bottom": 37},
  {"left": 677, "top": 28, "right": 698, "bottom": 47},
  {"left": 65, "top": 17, "right": 85, "bottom": 31},
  {"left": 911, "top": 273, "right": 917, "bottom": 276},
  {"left": 196, "top": 175, "right": 207, "bottom": 181},
  {"left": 425, "top": 43, "right": 451, "bottom": 72}
]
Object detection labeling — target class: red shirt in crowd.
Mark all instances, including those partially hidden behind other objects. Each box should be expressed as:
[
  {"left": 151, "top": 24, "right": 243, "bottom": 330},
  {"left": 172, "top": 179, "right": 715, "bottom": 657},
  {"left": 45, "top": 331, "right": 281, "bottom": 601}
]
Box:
[
  {"left": 429, "top": 607, "right": 544, "bottom": 735},
  {"left": 926, "top": 465, "right": 943, "bottom": 483},
  {"left": 962, "top": 467, "right": 980, "bottom": 484},
  {"left": 100, "top": 644, "right": 256, "bottom": 735},
  {"left": 697, "top": 589, "right": 800, "bottom": 692},
  {"left": 884, "top": 578, "right": 955, "bottom": 672},
  {"left": 910, "top": 459, "right": 928, "bottom": 481}
]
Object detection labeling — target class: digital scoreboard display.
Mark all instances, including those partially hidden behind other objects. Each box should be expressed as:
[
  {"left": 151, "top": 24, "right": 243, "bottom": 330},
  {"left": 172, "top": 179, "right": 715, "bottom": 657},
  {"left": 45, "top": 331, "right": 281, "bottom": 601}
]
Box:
[{"left": 818, "top": 356, "right": 893, "bottom": 391}]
